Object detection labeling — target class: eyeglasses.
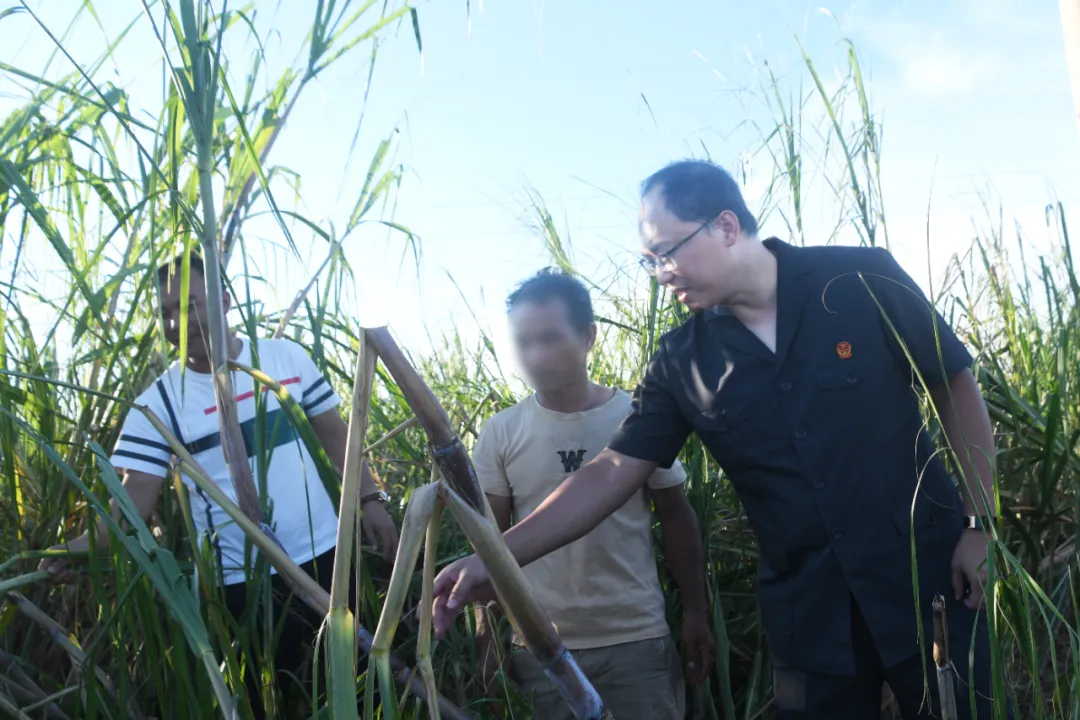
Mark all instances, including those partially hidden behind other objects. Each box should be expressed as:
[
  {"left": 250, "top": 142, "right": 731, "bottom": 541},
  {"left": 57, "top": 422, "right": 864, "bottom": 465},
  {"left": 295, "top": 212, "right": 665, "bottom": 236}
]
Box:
[{"left": 638, "top": 220, "right": 711, "bottom": 275}]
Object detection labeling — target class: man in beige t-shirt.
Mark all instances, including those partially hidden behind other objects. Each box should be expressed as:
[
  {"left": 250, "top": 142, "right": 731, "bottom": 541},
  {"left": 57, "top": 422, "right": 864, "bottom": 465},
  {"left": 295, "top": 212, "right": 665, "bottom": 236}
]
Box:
[{"left": 472, "top": 269, "right": 715, "bottom": 719}]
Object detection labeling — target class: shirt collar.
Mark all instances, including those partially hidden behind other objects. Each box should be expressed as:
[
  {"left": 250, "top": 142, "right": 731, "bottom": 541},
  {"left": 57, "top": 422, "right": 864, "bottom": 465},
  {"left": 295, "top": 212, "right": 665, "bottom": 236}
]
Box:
[{"left": 704, "top": 236, "right": 810, "bottom": 322}]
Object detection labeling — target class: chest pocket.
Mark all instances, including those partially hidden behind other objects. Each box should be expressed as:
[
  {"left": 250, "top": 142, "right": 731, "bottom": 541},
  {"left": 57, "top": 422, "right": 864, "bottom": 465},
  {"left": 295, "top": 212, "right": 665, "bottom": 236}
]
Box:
[
  {"left": 691, "top": 395, "right": 759, "bottom": 453},
  {"left": 813, "top": 364, "right": 862, "bottom": 420}
]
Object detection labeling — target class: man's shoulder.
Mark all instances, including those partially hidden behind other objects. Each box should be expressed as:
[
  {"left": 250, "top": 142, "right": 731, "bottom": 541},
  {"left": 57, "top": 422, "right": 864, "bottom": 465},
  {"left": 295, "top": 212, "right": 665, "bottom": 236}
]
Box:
[
  {"left": 252, "top": 338, "right": 319, "bottom": 375},
  {"left": 132, "top": 364, "right": 179, "bottom": 406},
  {"left": 799, "top": 242, "right": 892, "bottom": 275},
  {"left": 256, "top": 337, "right": 307, "bottom": 358},
  {"left": 654, "top": 310, "right": 709, "bottom": 354}
]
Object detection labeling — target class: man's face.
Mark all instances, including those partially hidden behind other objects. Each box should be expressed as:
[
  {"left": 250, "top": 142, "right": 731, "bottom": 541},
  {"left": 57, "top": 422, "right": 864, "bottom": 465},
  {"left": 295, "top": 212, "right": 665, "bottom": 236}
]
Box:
[
  {"left": 508, "top": 298, "right": 594, "bottom": 393},
  {"left": 159, "top": 268, "right": 221, "bottom": 363},
  {"left": 639, "top": 189, "right": 741, "bottom": 311}
]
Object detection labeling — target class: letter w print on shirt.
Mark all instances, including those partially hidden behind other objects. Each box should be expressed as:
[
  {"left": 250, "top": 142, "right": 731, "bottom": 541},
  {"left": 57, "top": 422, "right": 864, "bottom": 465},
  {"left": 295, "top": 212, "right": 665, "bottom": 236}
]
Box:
[{"left": 557, "top": 449, "right": 587, "bottom": 473}]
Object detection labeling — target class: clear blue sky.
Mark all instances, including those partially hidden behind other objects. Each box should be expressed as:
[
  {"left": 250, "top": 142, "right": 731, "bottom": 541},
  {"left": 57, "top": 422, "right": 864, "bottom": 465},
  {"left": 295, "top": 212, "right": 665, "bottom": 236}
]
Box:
[{"left": 2, "top": 0, "right": 1077, "bottom": 375}]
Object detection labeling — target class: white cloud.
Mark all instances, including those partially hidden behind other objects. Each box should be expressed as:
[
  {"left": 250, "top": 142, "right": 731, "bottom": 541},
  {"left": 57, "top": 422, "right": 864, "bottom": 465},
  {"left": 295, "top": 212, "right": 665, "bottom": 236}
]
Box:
[{"left": 899, "top": 43, "right": 988, "bottom": 95}]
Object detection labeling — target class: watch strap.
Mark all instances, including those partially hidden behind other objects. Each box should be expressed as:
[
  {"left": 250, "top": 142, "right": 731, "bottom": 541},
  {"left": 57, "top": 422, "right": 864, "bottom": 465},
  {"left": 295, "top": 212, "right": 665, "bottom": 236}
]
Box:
[
  {"left": 963, "top": 515, "right": 997, "bottom": 530},
  {"left": 360, "top": 491, "right": 386, "bottom": 506}
]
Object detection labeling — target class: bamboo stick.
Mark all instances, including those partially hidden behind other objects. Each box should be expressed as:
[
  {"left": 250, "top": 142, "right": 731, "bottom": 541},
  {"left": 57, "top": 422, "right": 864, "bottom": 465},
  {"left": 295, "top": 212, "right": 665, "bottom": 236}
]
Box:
[{"left": 933, "top": 595, "right": 958, "bottom": 720}]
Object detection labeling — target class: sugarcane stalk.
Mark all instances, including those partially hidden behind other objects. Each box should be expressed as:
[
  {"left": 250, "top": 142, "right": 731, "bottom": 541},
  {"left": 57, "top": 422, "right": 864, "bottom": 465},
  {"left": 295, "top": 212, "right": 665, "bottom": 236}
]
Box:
[
  {"left": 363, "top": 328, "right": 489, "bottom": 518},
  {"left": 363, "top": 326, "right": 608, "bottom": 718},
  {"left": 181, "top": 1, "right": 265, "bottom": 530},
  {"left": 4, "top": 592, "right": 145, "bottom": 720},
  {"left": 0, "top": 650, "right": 71, "bottom": 720},
  {"left": 440, "top": 487, "right": 610, "bottom": 719},
  {"left": 418, "top": 489, "right": 444, "bottom": 720},
  {"left": 272, "top": 242, "right": 339, "bottom": 339},
  {"left": 366, "top": 482, "right": 442, "bottom": 720},
  {"left": 933, "top": 595, "right": 959, "bottom": 720},
  {"left": 0, "top": 691, "right": 32, "bottom": 720},
  {"left": 365, "top": 416, "right": 419, "bottom": 455},
  {"left": 228, "top": 361, "right": 342, "bottom": 508},
  {"left": 327, "top": 334, "right": 376, "bottom": 720},
  {"left": 136, "top": 407, "right": 470, "bottom": 720}
]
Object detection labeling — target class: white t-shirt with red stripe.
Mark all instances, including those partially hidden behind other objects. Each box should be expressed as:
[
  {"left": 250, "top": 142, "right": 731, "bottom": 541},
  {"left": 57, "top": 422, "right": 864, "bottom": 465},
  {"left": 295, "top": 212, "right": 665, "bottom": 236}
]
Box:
[{"left": 110, "top": 337, "right": 340, "bottom": 585}]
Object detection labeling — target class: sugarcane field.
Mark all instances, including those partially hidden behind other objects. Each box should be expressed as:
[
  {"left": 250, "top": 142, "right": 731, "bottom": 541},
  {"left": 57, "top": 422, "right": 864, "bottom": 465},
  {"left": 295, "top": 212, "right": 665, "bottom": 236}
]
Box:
[{"left": 1, "top": 1, "right": 1078, "bottom": 719}]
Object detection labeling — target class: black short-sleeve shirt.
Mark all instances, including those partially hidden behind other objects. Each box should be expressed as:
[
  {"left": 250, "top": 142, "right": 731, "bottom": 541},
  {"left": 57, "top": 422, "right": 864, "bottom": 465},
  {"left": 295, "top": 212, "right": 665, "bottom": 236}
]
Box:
[{"left": 609, "top": 239, "right": 975, "bottom": 675}]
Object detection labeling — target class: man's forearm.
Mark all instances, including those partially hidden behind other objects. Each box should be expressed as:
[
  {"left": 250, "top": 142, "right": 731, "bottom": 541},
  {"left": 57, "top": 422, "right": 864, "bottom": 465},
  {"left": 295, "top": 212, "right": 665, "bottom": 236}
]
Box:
[
  {"left": 315, "top": 413, "right": 380, "bottom": 496},
  {"left": 502, "top": 449, "right": 654, "bottom": 568},
  {"left": 359, "top": 462, "right": 379, "bottom": 495},
  {"left": 933, "top": 370, "right": 997, "bottom": 517},
  {"left": 661, "top": 507, "right": 708, "bottom": 616},
  {"left": 68, "top": 474, "right": 162, "bottom": 549}
]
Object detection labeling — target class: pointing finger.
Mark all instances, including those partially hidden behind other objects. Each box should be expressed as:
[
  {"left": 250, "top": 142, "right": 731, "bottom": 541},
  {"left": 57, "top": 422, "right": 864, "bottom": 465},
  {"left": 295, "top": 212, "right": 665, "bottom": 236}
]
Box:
[
  {"left": 382, "top": 527, "right": 399, "bottom": 562},
  {"left": 446, "top": 569, "right": 476, "bottom": 612},
  {"left": 433, "top": 594, "right": 453, "bottom": 638}
]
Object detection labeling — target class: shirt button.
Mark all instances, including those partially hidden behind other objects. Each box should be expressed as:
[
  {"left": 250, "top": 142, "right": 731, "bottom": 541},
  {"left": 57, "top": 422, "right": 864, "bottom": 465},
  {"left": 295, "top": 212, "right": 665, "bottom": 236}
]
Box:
[
  {"left": 779, "top": 381, "right": 793, "bottom": 392},
  {"left": 811, "top": 474, "right": 825, "bottom": 489},
  {"left": 794, "top": 428, "right": 808, "bottom": 440},
  {"left": 833, "top": 528, "right": 846, "bottom": 540}
]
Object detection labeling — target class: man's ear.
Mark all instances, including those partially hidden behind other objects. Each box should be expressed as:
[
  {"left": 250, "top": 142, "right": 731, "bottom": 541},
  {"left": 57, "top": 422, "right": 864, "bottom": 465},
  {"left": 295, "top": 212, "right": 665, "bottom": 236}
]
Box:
[
  {"left": 717, "top": 209, "right": 742, "bottom": 244},
  {"left": 585, "top": 322, "right": 598, "bottom": 351}
]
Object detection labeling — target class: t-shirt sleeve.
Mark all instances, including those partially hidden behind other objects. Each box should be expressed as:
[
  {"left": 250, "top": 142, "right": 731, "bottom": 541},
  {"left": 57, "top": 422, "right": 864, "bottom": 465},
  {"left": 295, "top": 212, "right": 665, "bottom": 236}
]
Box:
[
  {"left": 110, "top": 403, "right": 171, "bottom": 478},
  {"left": 608, "top": 340, "right": 693, "bottom": 469},
  {"left": 472, "top": 420, "right": 511, "bottom": 497},
  {"left": 645, "top": 456, "right": 687, "bottom": 490},
  {"left": 290, "top": 342, "right": 342, "bottom": 417},
  {"left": 865, "top": 248, "right": 973, "bottom": 388}
]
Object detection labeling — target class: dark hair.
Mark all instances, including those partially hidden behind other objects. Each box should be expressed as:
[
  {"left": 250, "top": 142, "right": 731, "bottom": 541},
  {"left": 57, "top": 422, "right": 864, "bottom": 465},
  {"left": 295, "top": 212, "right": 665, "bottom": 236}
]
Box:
[
  {"left": 641, "top": 159, "right": 759, "bottom": 235},
  {"left": 156, "top": 251, "right": 227, "bottom": 293},
  {"left": 506, "top": 268, "right": 594, "bottom": 334}
]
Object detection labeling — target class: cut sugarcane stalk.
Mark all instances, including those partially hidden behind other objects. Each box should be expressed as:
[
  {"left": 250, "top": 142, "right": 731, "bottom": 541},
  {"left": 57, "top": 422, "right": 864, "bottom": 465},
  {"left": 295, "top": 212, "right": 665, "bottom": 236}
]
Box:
[
  {"left": 136, "top": 407, "right": 470, "bottom": 720},
  {"left": 327, "top": 334, "right": 377, "bottom": 720},
  {"left": 362, "top": 326, "right": 609, "bottom": 719},
  {"left": 366, "top": 483, "right": 442, "bottom": 720},
  {"left": 418, "top": 486, "right": 444, "bottom": 720},
  {"left": 441, "top": 487, "right": 610, "bottom": 719}
]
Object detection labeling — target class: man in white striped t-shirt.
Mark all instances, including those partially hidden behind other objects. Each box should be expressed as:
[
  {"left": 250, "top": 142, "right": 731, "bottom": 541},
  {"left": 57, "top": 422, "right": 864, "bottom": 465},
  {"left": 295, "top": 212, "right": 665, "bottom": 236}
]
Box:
[{"left": 41, "top": 252, "right": 399, "bottom": 716}]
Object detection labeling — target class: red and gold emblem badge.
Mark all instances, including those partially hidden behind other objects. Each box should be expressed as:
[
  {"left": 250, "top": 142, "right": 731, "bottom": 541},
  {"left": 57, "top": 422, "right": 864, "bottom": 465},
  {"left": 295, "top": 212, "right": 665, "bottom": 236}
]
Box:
[{"left": 836, "top": 341, "right": 852, "bottom": 360}]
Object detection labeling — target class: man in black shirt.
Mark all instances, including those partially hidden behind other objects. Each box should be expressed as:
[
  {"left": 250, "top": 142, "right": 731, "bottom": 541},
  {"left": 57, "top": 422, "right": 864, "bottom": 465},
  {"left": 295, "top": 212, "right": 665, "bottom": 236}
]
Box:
[{"left": 432, "top": 160, "right": 1006, "bottom": 718}]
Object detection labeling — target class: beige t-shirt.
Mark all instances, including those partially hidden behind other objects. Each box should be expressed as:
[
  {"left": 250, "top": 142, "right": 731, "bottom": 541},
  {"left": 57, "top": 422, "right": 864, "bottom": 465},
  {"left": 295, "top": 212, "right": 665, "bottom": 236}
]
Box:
[{"left": 472, "top": 389, "right": 686, "bottom": 650}]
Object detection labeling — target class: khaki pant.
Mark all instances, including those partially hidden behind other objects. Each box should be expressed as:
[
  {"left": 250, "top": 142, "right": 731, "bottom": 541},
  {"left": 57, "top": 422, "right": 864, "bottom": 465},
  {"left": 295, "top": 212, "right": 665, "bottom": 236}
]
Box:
[{"left": 510, "top": 635, "right": 685, "bottom": 719}]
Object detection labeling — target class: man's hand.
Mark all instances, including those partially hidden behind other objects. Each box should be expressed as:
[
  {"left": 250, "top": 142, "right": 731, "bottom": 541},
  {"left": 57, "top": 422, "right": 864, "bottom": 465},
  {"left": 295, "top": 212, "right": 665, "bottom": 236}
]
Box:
[
  {"left": 952, "top": 529, "right": 990, "bottom": 609},
  {"left": 38, "top": 536, "right": 90, "bottom": 585},
  {"left": 362, "top": 501, "right": 400, "bottom": 562},
  {"left": 681, "top": 611, "right": 716, "bottom": 685},
  {"left": 432, "top": 554, "right": 496, "bottom": 638}
]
